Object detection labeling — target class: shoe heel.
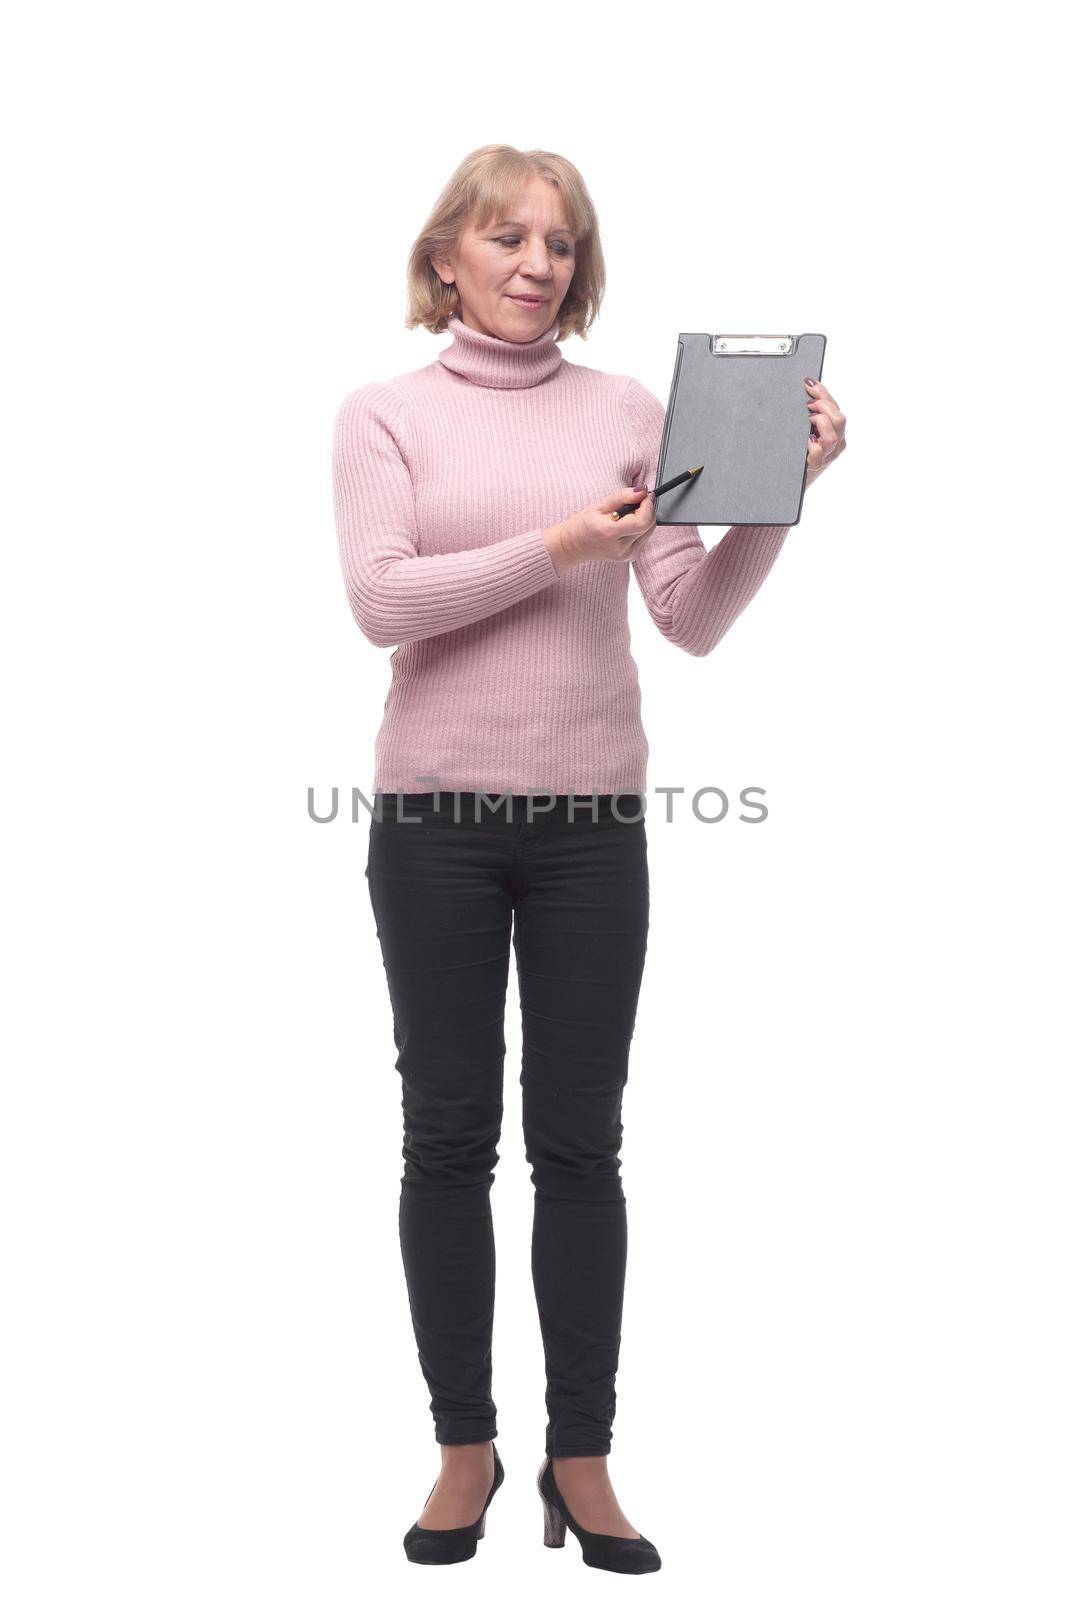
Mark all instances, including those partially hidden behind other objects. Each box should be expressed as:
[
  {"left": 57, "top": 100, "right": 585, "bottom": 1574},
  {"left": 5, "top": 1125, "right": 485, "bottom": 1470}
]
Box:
[
  {"left": 476, "top": 1511, "right": 487, "bottom": 1540},
  {"left": 541, "top": 1492, "right": 567, "bottom": 1548}
]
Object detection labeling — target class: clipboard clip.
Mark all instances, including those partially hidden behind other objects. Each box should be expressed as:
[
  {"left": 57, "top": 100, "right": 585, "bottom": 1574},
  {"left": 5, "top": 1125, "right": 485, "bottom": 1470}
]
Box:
[{"left": 712, "top": 335, "right": 796, "bottom": 356}]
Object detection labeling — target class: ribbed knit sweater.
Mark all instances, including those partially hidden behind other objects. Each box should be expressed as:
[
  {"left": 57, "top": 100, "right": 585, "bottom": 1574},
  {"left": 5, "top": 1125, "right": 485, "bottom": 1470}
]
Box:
[{"left": 332, "top": 314, "right": 792, "bottom": 795}]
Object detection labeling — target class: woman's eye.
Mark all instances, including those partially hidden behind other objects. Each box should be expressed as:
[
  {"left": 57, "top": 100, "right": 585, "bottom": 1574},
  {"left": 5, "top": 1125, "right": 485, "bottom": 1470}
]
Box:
[{"left": 495, "top": 237, "right": 571, "bottom": 255}]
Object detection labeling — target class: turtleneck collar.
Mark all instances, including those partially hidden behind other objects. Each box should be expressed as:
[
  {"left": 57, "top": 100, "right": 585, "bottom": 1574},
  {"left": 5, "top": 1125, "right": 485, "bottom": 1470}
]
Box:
[{"left": 437, "top": 312, "right": 563, "bottom": 390}]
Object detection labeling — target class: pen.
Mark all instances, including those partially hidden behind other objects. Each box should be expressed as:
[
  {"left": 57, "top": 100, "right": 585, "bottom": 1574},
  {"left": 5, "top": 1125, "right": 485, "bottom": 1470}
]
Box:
[{"left": 609, "top": 466, "right": 704, "bottom": 520}]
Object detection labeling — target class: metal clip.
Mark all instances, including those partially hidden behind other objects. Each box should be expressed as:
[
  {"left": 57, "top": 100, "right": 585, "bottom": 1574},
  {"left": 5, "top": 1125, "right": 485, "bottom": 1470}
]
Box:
[{"left": 712, "top": 335, "right": 796, "bottom": 356}]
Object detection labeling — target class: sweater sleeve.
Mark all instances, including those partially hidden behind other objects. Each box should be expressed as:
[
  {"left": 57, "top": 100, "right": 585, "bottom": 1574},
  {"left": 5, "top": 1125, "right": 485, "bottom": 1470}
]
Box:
[
  {"left": 621, "top": 378, "right": 792, "bottom": 659},
  {"left": 332, "top": 383, "right": 562, "bottom": 648}
]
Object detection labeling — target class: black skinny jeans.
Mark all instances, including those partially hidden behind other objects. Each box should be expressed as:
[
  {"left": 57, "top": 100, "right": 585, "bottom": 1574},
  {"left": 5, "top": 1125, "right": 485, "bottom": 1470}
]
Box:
[{"left": 365, "top": 790, "right": 649, "bottom": 1458}]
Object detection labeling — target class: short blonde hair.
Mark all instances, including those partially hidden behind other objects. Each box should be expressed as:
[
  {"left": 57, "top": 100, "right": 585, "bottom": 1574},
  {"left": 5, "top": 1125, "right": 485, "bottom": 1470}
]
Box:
[{"left": 406, "top": 145, "right": 605, "bottom": 342}]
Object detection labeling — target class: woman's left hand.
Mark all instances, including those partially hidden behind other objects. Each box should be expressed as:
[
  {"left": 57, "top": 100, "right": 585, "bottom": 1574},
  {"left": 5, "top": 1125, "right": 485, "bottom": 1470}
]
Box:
[{"left": 804, "top": 376, "right": 847, "bottom": 486}]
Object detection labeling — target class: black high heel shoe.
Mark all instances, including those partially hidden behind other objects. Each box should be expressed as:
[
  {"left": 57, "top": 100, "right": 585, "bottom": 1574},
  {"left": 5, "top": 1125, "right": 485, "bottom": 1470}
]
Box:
[
  {"left": 403, "top": 1442, "right": 504, "bottom": 1565},
  {"left": 537, "top": 1456, "right": 662, "bottom": 1574}
]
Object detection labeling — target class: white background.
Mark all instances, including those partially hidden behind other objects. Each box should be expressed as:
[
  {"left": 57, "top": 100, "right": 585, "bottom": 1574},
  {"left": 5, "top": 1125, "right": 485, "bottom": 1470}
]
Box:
[{"left": 3, "top": 2, "right": 1063, "bottom": 1595}]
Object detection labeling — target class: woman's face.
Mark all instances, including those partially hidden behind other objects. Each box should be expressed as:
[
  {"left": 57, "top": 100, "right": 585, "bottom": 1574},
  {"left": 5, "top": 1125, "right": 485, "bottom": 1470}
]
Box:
[{"left": 432, "top": 177, "right": 577, "bottom": 342}]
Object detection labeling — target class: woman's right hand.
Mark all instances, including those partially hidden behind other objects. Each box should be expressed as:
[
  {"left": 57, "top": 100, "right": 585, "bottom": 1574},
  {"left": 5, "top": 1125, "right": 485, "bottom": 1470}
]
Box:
[{"left": 542, "top": 487, "right": 657, "bottom": 576}]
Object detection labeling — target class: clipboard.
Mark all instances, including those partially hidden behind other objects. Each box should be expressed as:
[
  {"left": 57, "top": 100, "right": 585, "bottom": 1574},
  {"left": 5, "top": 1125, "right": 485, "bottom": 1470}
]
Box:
[{"left": 653, "top": 332, "right": 827, "bottom": 526}]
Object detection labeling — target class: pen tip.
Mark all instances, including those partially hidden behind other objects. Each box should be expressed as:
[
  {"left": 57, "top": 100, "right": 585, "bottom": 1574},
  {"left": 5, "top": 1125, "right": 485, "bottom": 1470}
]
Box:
[{"left": 690, "top": 465, "right": 704, "bottom": 476}]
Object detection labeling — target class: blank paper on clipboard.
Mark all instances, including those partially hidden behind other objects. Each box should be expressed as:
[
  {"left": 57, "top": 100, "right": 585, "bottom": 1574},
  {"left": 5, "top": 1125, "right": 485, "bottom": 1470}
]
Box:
[{"left": 653, "top": 332, "right": 827, "bottom": 527}]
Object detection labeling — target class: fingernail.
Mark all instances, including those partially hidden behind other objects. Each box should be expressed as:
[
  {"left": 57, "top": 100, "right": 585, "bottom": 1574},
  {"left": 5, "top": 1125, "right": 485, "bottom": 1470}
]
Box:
[{"left": 804, "top": 377, "right": 817, "bottom": 387}]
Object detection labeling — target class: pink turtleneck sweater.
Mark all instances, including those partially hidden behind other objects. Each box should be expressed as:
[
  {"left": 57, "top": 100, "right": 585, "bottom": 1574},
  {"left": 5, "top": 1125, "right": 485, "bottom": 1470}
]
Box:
[{"left": 332, "top": 314, "right": 792, "bottom": 795}]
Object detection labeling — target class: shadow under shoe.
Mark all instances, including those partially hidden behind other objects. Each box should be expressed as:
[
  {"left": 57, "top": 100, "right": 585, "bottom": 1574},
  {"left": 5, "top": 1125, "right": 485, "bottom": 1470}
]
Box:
[
  {"left": 403, "top": 1442, "right": 505, "bottom": 1566},
  {"left": 537, "top": 1456, "right": 662, "bottom": 1574}
]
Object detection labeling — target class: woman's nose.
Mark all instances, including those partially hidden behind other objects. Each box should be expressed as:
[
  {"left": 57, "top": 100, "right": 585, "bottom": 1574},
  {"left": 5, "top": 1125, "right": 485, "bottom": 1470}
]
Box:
[{"left": 521, "top": 248, "right": 552, "bottom": 277}]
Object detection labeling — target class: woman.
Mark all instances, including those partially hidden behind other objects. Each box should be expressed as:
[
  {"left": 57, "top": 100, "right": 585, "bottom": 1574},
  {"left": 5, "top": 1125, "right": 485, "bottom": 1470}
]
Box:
[{"left": 332, "top": 145, "right": 846, "bottom": 1573}]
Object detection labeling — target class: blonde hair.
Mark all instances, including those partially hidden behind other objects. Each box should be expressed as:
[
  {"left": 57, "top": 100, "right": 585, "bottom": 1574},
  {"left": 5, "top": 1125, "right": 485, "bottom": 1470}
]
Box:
[{"left": 405, "top": 145, "right": 605, "bottom": 342}]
